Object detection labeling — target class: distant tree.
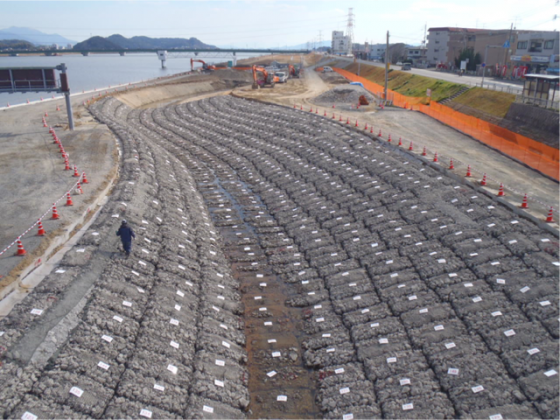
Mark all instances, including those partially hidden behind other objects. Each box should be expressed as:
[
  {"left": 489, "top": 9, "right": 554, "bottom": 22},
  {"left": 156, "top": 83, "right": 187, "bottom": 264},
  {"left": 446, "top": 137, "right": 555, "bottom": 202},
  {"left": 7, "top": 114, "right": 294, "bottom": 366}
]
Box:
[
  {"left": 454, "top": 48, "right": 482, "bottom": 71},
  {"left": 388, "top": 43, "right": 407, "bottom": 64}
]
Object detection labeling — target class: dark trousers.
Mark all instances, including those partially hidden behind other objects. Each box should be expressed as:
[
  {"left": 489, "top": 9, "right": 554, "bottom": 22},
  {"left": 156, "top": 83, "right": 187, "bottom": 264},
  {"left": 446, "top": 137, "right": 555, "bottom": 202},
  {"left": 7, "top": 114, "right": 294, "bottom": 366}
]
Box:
[{"left": 122, "top": 240, "right": 132, "bottom": 254}]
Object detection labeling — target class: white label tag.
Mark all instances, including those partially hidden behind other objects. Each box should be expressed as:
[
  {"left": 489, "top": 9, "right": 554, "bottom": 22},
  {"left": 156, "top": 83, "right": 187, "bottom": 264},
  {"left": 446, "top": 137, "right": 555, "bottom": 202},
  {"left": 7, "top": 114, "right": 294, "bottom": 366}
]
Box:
[
  {"left": 527, "top": 348, "right": 540, "bottom": 355},
  {"left": 464, "top": 283, "right": 473, "bottom": 288},
  {"left": 101, "top": 335, "right": 113, "bottom": 343},
  {"left": 448, "top": 368, "right": 459, "bottom": 375},
  {"left": 402, "top": 403, "right": 413, "bottom": 411},
  {"left": 540, "top": 300, "right": 551, "bottom": 306},
  {"left": 97, "top": 361, "right": 110, "bottom": 370},
  {"left": 408, "top": 295, "right": 417, "bottom": 301},
  {"left": 170, "top": 341, "right": 179, "bottom": 349},
  {"left": 69, "top": 386, "right": 84, "bottom": 397},
  {"left": 472, "top": 296, "right": 482, "bottom": 303},
  {"left": 167, "top": 364, "right": 178, "bottom": 374},
  {"left": 154, "top": 384, "right": 165, "bottom": 392},
  {"left": 268, "top": 339, "right": 277, "bottom": 343},
  {"left": 520, "top": 286, "right": 530, "bottom": 293},
  {"left": 222, "top": 341, "right": 230, "bottom": 348},
  {"left": 139, "top": 409, "right": 152, "bottom": 418},
  {"left": 170, "top": 319, "right": 179, "bottom": 326},
  {"left": 339, "top": 387, "right": 350, "bottom": 395},
  {"left": 343, "top": 414, "right": 354, "bottom": 420},
  {"left": 489, "top": 415, "right": 503, "bottom": 420},
  {"left": 272, "top": 351, "right": 281, "bottom": 358},
  {"left": 379, "top": 338, "right": 389, "bottom": 344},
  {"left": 504, "top": 329, "right": 516, "bottom": 337},
  {"left": 496, "top": 279, "right": 506, "bottom": 284},
  {"left": 214, "top": 379, "right": 225, "bottom": 387},
  {"left": 335, "top": 368, "right": 345, "bottom": 374},
  {"left": 21, "top": 412, "right": 38, "bottom": 420},
  {"left": 277, "top": 395, "right": 288, "bottom": 401},
  {"left": 203, "top": 406, "right": 214, "bottom": 413},
  {"left": 387, "top": 357, "right": 397, "bottom": 363},
  {"left": 491, "top": 311, "right": 502, "bottom": 317},
  {"left": 123, "top": 301, "right": 132, "bottom": 307},
  {"left": 472, "top": 385, "right": 484, "bottom": 393},
  {"left": 113, "top": 315, "right": 123, "bottom": 323},
  {"left": 400, "top": 378, "right": 411, "bottom": 385},
  {"left": 445, "top": 342, "right": 456, "bottom": 349},
  {"left": 434, "top": 325, "right": 444, "bottom": 331},
  {"left": 322, "top": 333, "right": 331, "bottom": 338},
  {"left": 326, "top": 348, "right": 335, "bottom": 353},
  {"left": 316, "top": 317, "right": 325, "bottom": 323},
  {"left": 30, "top": 309, "right": 43, "bottom": 316},
  {"left": 544, "top": 370, "right": 558, "bottom": 377},
  {"left": 419, "top": 308, "right": 428, "bottom": 314},
  {"left": 267, "top": 370, "right": 277, "bottom": 377},
  {"left": 215, "top": 360, "right": 225, "bottom": 366}
]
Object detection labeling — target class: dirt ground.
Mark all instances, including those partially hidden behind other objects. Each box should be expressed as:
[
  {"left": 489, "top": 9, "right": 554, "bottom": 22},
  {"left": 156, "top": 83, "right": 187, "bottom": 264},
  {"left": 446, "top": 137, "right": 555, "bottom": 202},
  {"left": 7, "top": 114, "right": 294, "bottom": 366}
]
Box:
[{"left": 0, "top": 96, "right": 117, "bottom": 292}]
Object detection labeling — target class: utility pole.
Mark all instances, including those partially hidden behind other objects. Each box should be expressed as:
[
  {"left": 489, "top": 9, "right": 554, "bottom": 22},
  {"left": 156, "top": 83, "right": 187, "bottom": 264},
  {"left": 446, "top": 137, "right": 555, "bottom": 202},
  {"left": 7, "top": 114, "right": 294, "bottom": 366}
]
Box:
[
  {"left": 503, "top": 23, "right": 514, "bottom": 79},
  {"left": 384, "top": 31, "right": 389, "bottom": 102}
]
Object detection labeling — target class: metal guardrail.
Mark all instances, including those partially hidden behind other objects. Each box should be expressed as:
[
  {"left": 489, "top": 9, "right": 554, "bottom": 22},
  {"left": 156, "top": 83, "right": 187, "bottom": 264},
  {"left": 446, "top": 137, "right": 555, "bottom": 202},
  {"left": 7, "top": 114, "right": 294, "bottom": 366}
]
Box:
[{"left": 515, "top": 95, "right": 560, "bottom": 110}]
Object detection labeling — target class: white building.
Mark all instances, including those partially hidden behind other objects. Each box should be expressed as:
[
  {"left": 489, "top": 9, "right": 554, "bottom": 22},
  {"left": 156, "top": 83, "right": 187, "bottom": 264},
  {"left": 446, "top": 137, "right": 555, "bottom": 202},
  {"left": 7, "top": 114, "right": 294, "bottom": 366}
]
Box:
[
  {"left": 332, "top": 31, "right": 351, "bottom": 55},
  {"left": 368, "top": 43, "right": 386, "bottom": 60}
]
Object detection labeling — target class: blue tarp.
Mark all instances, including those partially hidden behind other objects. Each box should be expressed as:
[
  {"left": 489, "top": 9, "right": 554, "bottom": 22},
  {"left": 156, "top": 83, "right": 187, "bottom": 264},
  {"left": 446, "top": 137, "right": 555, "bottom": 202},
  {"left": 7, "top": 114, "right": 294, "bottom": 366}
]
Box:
[{"left": 350, "top": 82, "right": 364, "bottom": 88}]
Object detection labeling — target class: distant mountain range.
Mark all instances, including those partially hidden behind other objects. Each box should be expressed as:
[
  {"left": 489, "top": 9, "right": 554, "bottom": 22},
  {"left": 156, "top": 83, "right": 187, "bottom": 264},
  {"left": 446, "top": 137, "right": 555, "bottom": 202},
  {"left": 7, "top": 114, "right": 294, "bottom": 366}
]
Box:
[
  {"left": 74, "top": 34, "right": 217, "bottom": 50},
  {"left": 0, "top": 27, "right": 75, "bottom": 46}
]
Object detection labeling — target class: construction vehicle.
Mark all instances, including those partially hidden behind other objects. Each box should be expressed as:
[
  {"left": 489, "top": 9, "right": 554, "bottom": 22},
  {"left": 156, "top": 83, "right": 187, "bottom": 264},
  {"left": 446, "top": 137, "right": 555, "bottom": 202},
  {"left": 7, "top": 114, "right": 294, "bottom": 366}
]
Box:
[
  {"left": 288, "top": 64, "right": 300, "bottom": 78},
  {"left": 252, "top": 65, "right": 279, "bottom": 89},
  {"left": 190, "top": 58, "right": 217, "bottom": 72}
]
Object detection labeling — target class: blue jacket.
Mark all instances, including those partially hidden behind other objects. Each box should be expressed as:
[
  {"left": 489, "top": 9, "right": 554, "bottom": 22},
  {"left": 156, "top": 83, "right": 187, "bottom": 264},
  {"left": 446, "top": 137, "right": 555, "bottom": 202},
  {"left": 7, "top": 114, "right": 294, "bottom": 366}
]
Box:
[{"left": 117, "top": 225, "right": 135, "bottom": 242}]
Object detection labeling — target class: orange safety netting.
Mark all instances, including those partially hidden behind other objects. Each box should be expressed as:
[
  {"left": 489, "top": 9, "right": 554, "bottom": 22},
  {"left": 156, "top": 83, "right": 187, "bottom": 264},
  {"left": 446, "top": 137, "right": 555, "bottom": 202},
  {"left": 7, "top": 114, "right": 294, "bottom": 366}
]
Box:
[{"left": 334, "top": 68, "right": 559, "bottom": 180}]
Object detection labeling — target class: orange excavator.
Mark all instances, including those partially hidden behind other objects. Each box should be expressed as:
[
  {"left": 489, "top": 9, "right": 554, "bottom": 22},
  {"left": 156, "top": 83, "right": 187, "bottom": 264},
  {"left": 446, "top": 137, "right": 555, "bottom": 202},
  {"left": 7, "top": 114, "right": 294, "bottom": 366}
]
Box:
[
  {"left": 288, "top": 64, "right": 300, "bottom": 78},
  {"left": 252, "top": 65, "right": 279, "bottom": 89},
  {"left": 190, "top": 58, "right": 217, "bottom": 72}
]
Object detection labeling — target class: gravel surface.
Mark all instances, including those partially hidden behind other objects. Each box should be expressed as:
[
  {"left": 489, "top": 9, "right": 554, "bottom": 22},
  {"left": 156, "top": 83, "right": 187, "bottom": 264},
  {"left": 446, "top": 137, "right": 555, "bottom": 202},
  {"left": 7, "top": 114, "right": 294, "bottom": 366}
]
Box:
[
  {"left": 0, "top": 92, "right": 558, "bottom": 419},
  {"left": 315, "top": 85, "right": 377, "bottom": 108}
]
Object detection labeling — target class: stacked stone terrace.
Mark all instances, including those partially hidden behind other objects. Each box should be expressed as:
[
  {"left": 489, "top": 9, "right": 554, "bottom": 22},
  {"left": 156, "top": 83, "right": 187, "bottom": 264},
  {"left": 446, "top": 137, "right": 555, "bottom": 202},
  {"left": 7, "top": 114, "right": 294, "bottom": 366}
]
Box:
[{"left": 0, "top": 94, "right": 558, "bottom": 419}]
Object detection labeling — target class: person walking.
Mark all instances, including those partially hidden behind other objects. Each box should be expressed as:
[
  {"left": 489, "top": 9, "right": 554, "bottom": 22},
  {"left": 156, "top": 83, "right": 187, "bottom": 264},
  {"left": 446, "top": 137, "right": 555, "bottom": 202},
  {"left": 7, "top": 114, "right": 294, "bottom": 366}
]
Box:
[{"left": 116, "top": 219, "right": 135, "bottom": 256}]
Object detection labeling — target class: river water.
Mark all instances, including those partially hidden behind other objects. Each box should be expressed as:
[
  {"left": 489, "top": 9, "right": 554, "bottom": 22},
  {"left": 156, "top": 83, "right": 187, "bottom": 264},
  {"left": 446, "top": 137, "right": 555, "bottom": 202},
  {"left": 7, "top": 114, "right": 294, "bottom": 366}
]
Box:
[{"left": 0, "top": 52, "right": 261, "bottom": 105}]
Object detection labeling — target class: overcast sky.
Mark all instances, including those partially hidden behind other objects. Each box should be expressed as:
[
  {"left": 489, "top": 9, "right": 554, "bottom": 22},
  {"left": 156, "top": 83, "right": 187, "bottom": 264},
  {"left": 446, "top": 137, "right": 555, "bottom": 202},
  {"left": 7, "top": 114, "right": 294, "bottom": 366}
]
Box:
[{"left": 1, "top": 0, "right": 558, "bottom": 48}]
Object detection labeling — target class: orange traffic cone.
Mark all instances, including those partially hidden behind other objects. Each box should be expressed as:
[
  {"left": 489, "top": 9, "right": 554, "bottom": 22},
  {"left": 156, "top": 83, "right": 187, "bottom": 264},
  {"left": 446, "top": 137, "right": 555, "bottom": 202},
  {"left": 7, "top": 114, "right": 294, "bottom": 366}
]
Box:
[
  {"left": 346, "top": 118, "right": 350, "bottom": 124},
  {"left": 480, "top": 173, "right": 487, "bottom": 186},
  {"left": 546, "top": 207, "right": 554, "bottom": 222},
  {"left": 332, "top": 113, "right": 335, "bottom": 119},
  {"left": 339, "top": 115, "right": 343, "bottom": 121},
  {"left": 433, "top": 152, "right": 439, "bottom": 162},
  {"left": 52, "top": 204, "right": 60, "bottom": 219},
  {"left": 37, "top": 220, "right": 45, "bottom": 236},
  {"left": 64, "top": 159, "right": 70, "bottom": 171},
  {"left": 466, "top": 165, "right": 472, "bottom": 177},
  {"left": 422, "top": 146, "right": 427, "bottom": 156},
  {"left": 15, "top": 238, "right": 26, "bottom": 256},
  {"left": 324, "top": 110, "right": 327, "bottom": 117},
  {"left": 449, "top": 158, "right": 454, "bottom": 169},
  {"left": 66, "top": 192, "right": 74, "bottom": 206},
  {"left": 370, "top": 126, "right": 373, "bottom": 134},
  {"left": 388, "top": 134, "right": 392, "bottom": 142},
  {"left": 364, "top": 123, "right": 368, "bottom": 130},
  {"left": 408, "top": 142, "right": 413, "bottom": 151},
  {"left": 355, "top": 120, "right": 359, "bottom": 127},
  {"left": 82, "top": 172, "right": 89, "bottom": 183},
  {"left": 398, "top": 137, "right": 402, "bottom": 146},
  {"left": 520, "top": 194, "right": 528, "bottom": 209},
  {"left": 73, "top": 165, "right": 80, "bottom": 177},
  {"left": 497, "top": 183, "right": 505, "bottom": 197},
  {"left": 378, "top": 129, "right": 382, "bottom": 137},
  {"left": 76, "top": 182, "right": 83, "bottom": 194}
]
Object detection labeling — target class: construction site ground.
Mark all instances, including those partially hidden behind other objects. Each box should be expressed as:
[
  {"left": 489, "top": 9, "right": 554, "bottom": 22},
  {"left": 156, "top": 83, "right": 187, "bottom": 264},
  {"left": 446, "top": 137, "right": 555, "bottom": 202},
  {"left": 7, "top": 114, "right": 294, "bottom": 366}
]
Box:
[{"left": 0, "top": 55, "right": 558, "bottom": 420}]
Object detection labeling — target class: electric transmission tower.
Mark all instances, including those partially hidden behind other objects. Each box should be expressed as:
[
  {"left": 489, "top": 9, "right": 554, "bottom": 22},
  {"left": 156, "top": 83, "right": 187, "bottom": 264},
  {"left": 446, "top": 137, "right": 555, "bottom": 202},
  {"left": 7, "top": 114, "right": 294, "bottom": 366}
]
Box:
[{"left": 346, "top": 8, "right": 354, "bottom": 55}]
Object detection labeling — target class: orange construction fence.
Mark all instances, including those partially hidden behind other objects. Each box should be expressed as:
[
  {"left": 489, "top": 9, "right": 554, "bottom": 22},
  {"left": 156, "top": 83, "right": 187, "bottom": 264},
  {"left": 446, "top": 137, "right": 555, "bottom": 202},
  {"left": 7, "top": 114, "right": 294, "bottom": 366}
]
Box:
[{"left": 334, "top": 68, "right": 559, "bottom": 180}]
